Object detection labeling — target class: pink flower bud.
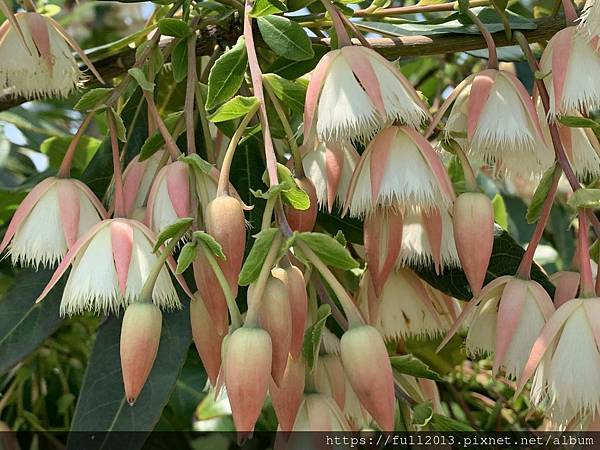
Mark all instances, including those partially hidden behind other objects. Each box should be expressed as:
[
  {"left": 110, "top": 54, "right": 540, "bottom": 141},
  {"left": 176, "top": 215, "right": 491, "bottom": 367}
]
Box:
[
  {"left": 190, "top": 294, "right": 223, "bottom": 386},
  {"left": 269, "top": 355, "right": 305, "bottom": 431},
  {"left": 255, "top": 276, "right": 292, "bottom": 385},
  {"left": 285, "top": 177, "right": 318, "bottom": 232},
  {"left": 122, "top": 151, "right": 164, "bottom": 217},
  {"left": 193, "top": 253, "right": 229, "bottom": 336},
  {"left": 550, "top": 271, "right": 580, "bottom": 308},
  {"left": 206, "top": 196, "right": 246, "bottom": 297},
  {"left": 145, "top": 161, "right": 192, "bottom": 235},
  {"left": 224, "top": 326, "right": 272, "bottom": 432},
  {"left": 272, "top": 266, "right": 308, "bottom": 359},
  {"left": 452, "top": 192, "right": 494, "bottom": 297},
  {"left": 340, "top": 326, "right": 395, "bottom": 431},
  {"left": 120, "top": 302, "right": 162, "bottom": 405}
]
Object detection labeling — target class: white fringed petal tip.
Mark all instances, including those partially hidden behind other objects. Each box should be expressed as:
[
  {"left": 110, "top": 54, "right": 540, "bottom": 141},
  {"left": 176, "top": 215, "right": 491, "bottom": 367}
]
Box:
[
  {"left": 437, "top": 69, "right": 553, "bottom": 178},
  {"left": 302, "top": 139, "right": 359, "bottom": 212},
  {"left": 524, "top": 298, "right": 600, "bottom": 425},
  {"left": 345, "top": 126, "right": 455, "bottom": 218},
  {"left": 540, "top": 27, "right": 600, "bottom": 117},
  {"left": 0, "top": 177, "right": 106, "bottom": 268},
  {"left": 36, "top": 218, "right": 188, "bottom": 316},
  {"left": 0, "top": 12, "right": 83, "bottom": 98},
  {"left": 304, "top": 46, "right": 430, "bottom": 145},
  {"left": 578, "top": 0, "right": 600, "bottom": 44}
]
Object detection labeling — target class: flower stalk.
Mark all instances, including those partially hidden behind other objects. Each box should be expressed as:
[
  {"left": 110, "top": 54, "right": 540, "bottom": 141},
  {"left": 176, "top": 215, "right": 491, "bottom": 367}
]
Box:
[{"left": 58, "top": 112, "right": 96, "bottom": 178}]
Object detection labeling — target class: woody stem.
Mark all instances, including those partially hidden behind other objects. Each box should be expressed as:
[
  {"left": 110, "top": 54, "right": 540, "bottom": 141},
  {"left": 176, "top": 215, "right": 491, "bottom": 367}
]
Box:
[{"left": 58, "top": 112, "right": 96, "bottom": 178}]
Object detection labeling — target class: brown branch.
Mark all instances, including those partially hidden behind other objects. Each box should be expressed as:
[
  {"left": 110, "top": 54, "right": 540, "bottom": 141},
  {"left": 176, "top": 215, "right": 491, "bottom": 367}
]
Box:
[{"left": 0, "top": 16, "right": 565, "bottom": 112}]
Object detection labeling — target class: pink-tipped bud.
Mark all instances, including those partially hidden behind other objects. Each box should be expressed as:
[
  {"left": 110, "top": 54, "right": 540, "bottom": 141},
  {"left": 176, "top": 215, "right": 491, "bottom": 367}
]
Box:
[
  {"left": 452, "top": 192, "right": 494, "bottom": 297},
  {"left": 120, "top": 302, "right": 162, "bottom": 405},
  {"left": 272, "top": 266, "right": 308, "bottom": 359},
  {"left": 224, "top": 327, "right": 272, "bottom": 432},
  {"left": 550, "top": 271, "right": 580, "bottom": 308},
  {"left": 340, "top": 325, "right": 395, "bottom": 431},
  {"left": 285, "top": 177, "right": 318, "bottom": 232},
  {"left": 269, "top": 355, "right": 305, "bottom": 431},
  {"left": 256, "top": 276, "right": 292, "bottom": 385},
  {"left": 193, "top": 253, "right": 229, "bottom": 336},
  {"left": 206, "top": 195, "right": 246, "bottom": 296},
  {"left": 190, "top": 294, "right": 223, "bottom": 386}
]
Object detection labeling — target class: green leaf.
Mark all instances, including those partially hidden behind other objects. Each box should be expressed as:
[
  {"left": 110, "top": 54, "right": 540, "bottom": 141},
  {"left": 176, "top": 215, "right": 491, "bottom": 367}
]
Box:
[
  {"left": 0, "top": 269, "right": 64, "bottom": 374},
  {"left": 208, "top": 96, "right": 258, "bottom": 123},
  {"left": 68, "top": 288, "right": 192, "bottom": 443},
  {"left": 390, "top": 354, "right": 443, "bottom": 381},
  {"left": 412, "top": 402, "right": 433, "bottom": 427},
  {"left": 158, "top": 18, "right": 189, "bottom": 38},
  {"left": 359, "top": 7, "right": 535, "bottom": 37},
  {"left": 153, "top": 217, "right": 193, "bottom": 252},
  {"left": 527, "top": 164, "right": 558, "bottom": 224},
  {"left": 40, "top": 135, "right": 101, "bottom": 174},
  {"left": 74, "top": 88, "right": 113, "bottom": 111},
  {"left": 171, "top": 38, "right": 188, "bottom": 83},
  {"left": 262, "top": 73, "right": 306, "bottom": 113},
  {"left": 140, "top": 111, "right": 183, "bottom": 161},
  {"left": 176, "top": 241, "right": 198, "bottom": 274},
  {"left": 250, "top": 0, "right": 287, "bottom": 16},
  {"left": 109, "top": 107, "right": 127, "bottom": 142},
  {"left": 567, "top": 188, "right": 600, "bottom": 209},
  {"left": 415, "top": 226, "right": 555, "bottom": 300},
  {"left": 492, "top": 193, "right": 508, "bottom": 230},
  {"left": 194, "top": 231, "right": 226, "bottom": 259},
  {"left": 205, "top": 37, "right": 248, "bottom": 110},
  {"left": 430, "top": 413, "right": 475, "bottom": 431},
  {"left": 178, "top": 153, "right": 213, "bottom": 174},
  {"left": 297, "top": 232, "right": 359, "bottom": 270},
  {"left": 276, "top": 163, "right": 310, "bottom": 210},
  {"left": 239, "top": 228, "right": 280, "bottom": 286},
  {"left": 256, "top": 15, "right": 314, "bottom": 61},
  {"left": 302, "top": 304, "right": 331, "bottom": 371},
  {"left": 558, "top": 115, "right": 600, "bottom": 130},
  {"left": 128, "top": 67, "right": 155, "bottom": 91}
]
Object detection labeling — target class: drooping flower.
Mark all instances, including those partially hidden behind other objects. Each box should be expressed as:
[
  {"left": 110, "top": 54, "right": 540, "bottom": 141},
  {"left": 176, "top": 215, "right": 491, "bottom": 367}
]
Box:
[
  {"left": 315, "top": 353, "right": 347, "bottom": 411},
  {"left": 540, "top": 27, "right": 600, "bottom": 117},
  {"left": 269, "top": 355, "right": 305, "bottom": 431},
  {"left": 302, "top": 140, "right": 359, "bottom": 212},
  {"left": 397, "top": 207, "right": 460, "bottom": 270},
  {"left": 304, "top": 46, "right": 429, "bottom": 144},
  {"left": 145, "top": 161, "right": 193, "bottom": 234},
  {"left": 579, "top": 0, "right": 600, "bottom": 43},
  {"left": 549, "top": 270, "right": 580, "bottom": 307},
  {"left": 430, "top": 69, "right": 552, "bottom": 177},
  {"left": 441, "top": 276, "right": 554, "bottom": 380},
  {"left": 190, "top": 293, "right": 223, "bottom": 386},
  {"left": 517, "top": 297, "right": 600, "bottom": 424},
  {"left": 36, "top": 218, "right": 190, "bottom": 315},
  {"left": 292, "top": 394, "right": 350, "bottom": 431},
  {"left": 0, "top": 177, "right": 106, "bottom": 268},
  {"left": 345, "top": 126, "right": 454, "bottom": 218},
  {"left": 365, "top": 268, "right": 454, "bottom": 339},
  {"left": 536, "top": 101, "right": 600, "bottom": 179},
  {"left": 0, "top": 12, "right": 102, "bottom": 98}
]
